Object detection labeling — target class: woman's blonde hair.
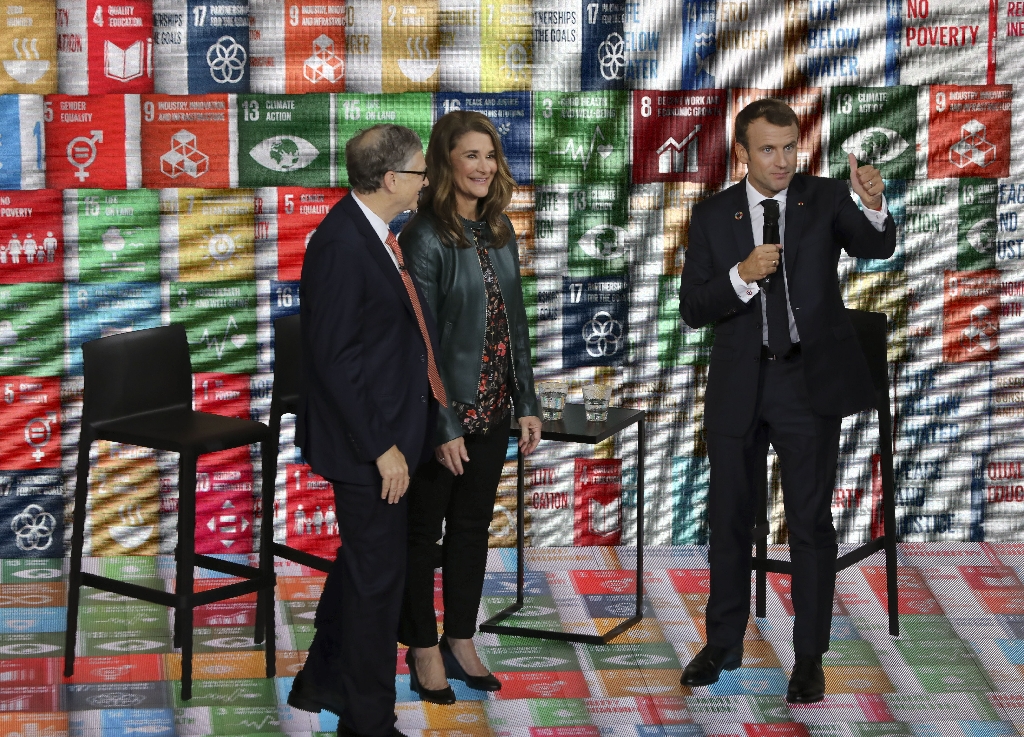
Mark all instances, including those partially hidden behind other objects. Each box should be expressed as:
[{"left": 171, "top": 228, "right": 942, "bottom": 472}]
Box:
[{"left": 419, "top": 111, "right": 515, "bottom": 249}]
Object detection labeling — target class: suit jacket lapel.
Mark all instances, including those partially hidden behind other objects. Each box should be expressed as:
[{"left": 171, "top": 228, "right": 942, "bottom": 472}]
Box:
[
  {"left": 732, "top": 180, "right": 756, "bottom": 264},
  {"left": 340, "top": 195, "right": 416, "bottom": 320},
  {"left": 783, "top": 175, "right": 805, "bottom": 271}
]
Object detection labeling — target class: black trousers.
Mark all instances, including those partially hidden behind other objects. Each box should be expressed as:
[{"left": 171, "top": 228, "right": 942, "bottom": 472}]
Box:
[
  {"left": 398, "top": 415, "right": 511, "bottom": 648},
  {"left": 304, "top": 480, "right": 407, "bottom": 736},
  {"left": 705, "top": 352, "right": 841, "bottom": 656}
]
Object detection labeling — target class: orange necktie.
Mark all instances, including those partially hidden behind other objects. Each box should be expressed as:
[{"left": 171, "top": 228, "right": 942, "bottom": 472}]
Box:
[{"left": 386, "top": 231, "right": 448, "bottom": 406}]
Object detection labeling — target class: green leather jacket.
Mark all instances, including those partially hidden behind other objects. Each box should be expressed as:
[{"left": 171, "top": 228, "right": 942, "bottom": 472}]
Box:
[{"left": 399, "top": 211, "right": 539, "bottom": 446}]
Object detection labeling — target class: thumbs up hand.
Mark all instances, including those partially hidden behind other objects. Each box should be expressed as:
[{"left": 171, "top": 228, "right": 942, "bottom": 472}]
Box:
[{"left": 849, "top": 152, "right": 883, "bottom": 211}]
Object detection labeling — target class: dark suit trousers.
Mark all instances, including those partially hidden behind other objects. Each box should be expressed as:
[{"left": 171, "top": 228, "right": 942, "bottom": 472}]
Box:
[
  {"left": 705, "top": 352, "right": 841, "bottom": 656},
  {"left": 305, "top": 480, "right": 407, "bottom": 736},
  {"left": 398, "top": 415, "right": 511, "bottom": 647}
]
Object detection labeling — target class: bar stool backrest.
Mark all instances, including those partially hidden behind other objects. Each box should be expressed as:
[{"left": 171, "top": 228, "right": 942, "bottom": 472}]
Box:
[
  {"left": 81, "top": 324, "right": 193, "bottom": 425},
  {"left": 845, "top": 309, "right": 889, "bottom": 398}
]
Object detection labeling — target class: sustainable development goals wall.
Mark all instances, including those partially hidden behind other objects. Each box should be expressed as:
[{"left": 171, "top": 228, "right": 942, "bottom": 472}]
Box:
[{"left": 1, "top": 0, "right": 1024, "bottom": 563}]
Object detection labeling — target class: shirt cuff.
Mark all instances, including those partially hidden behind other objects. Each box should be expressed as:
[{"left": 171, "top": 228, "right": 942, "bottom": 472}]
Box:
[
  {"left": 861, "top": 194, "right": 889, "bottom": 231},
  {"left": 730, "top": 263, "right": 758, "bottom": 302}
]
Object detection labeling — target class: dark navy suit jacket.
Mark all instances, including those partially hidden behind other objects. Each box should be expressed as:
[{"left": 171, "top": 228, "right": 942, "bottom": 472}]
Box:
[
  {"left": 679, "top": 174, "right": 897, "bottom": 437},
  {"left": 297, "top": 193, "right": 439, "bottom": 485}
]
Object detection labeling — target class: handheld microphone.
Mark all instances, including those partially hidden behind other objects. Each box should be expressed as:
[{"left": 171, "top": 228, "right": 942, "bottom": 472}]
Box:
[{"left": 759, "top": 205, "right": 780, "bottom": 291}]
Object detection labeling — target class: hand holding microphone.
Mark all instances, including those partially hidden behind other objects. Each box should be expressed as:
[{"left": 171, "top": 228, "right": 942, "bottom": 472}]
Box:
[{"left": 737, "top": 243, "right": 782, "bottom": 284}]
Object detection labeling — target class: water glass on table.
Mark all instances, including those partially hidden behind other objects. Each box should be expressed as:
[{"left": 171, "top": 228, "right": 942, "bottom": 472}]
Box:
[
  {"left": 537, "top": 380, "right": 568, "bottom": 421},
  {"left": 582, "top": 383, "right": 612, "bottom": 423}
]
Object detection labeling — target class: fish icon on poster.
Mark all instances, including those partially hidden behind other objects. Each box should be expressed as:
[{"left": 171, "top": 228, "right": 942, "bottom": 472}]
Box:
[
  {"left": 3, "top": 38, "right": 50, "bottom": 83},
  {"left": 249, "top": 135, "right": 319, "bottom": 172}
]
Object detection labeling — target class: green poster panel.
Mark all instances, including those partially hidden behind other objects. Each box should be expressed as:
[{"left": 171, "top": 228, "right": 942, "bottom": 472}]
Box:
[
  {"left": 75, "top": 190, "right": 162, "bottom": 283},
  {"left": 567, "top": 182, "right": 628, "bottom": 277},
  {"left": 0, "top": 283, "right": 64, "bottom": 376},
  {"left": 169, "top": 281, "right": 257, "bottom": 374},
  {"left": 533, "top": 91, "right": 629, "bottom": 187},
  {"left": 957, "top": 179, "right": 998, "bottom": 271},
  {"left": 658, "top": 275, "right": 712, "bottom": 367},
  {"left": 237, "top": 94, "right": 332, "bottom": 188},
  {"left": 828, "top": 86, "right": 917, "bottom": 181},
  {"left": 335, "top": 93, "right": 433, "bottom": 188}
]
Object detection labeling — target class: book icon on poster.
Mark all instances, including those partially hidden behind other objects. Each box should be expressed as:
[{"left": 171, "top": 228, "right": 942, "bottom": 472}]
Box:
[{"left": 105, "top": 39, "right": 152, "bottom": 82}]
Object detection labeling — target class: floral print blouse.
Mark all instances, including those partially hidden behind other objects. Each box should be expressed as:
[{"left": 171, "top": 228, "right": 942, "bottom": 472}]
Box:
[{"left": 452, "top": 222, "right": 511, "bottom": 434}]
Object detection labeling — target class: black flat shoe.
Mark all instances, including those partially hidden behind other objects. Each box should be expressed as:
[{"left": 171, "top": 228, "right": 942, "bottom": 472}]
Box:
[
  {"left": 288, "top": 668, "right": 346, "bottom": 715},
  {"left": 786, "top": 656, "right": 825, "bottom": 704},
  {"left": 439, "top": 635, "right": 502, "bottom": 692},
  {"left": 680, "top": 643, "right": 744, "bottom": 687},
  {"left": 406, "top": 648, "right": 456, "bottom": 705}
]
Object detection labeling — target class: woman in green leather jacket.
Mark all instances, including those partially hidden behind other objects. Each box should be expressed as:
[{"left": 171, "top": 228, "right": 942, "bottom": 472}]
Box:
[{"left": 397, "top": 111, "right": 542, "bottom": 704}]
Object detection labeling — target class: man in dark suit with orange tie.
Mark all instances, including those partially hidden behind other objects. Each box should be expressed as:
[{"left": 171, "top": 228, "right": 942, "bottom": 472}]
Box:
[
  {"left": 678, "top": 99, "right": 896, "bottom": 703},
  {"left": 290, "top": 124, "right": 445, "bottom": 736}
]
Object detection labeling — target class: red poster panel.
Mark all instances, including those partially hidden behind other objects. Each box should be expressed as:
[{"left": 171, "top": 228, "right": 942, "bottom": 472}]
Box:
[
  {"left": 942, "top": 269, "right": 1000, "bottom": 363},
  {"left": 284, "top": 463, "right": 338, "bottom": 560},
  {"left": 45, "top": 95, "right": 130, "bottom": 189},
  {"left": 192, "top": 372, "right": 251, "bottom": 465},
  {"left": 195, "top": 459, "right": 254, "bottom": 554},
  {"left": 570, "top": 570, "right": 635, "bottom": 595},
  {"left": 269, "top": 187, "right": 345, "bottom": 281},
  {"left": 140, "top": 94, "right": 233, "bottom": 188},
  {"left": 928, "top": 85, "right": 1011, "bottom": 179},
  {"left": 0, "top": 191, "right": 63, "bottom": 284},
  {"left": 573, "top": 458, "right": 622, "bottom": 546},
  {"left": 631, "top": 90, "right": 727, "bottom": 184},
  {"left": 0, "top": 377, "right": 60, "bottom": 470},
  {"left": 88, "top": 0, "right": 155, "bottom": 93},
  {"left": 285, "top": 10, "right": 345, "bottom": 93}
]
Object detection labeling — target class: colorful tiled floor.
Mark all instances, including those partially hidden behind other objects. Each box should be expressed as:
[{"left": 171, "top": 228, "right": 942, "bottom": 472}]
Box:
[{"left": 3, "top": 543, "right": 1024, "bottom": 736}]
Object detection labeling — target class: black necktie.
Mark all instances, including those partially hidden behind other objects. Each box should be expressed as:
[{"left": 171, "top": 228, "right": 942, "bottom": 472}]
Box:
[{"left": 761, "top": 199, "right": 792, "bottom": 357}]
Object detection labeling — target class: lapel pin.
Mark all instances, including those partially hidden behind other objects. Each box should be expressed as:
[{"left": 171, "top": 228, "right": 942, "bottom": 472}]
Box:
[
  {"left": 735, "top": 212, "right": 743, "bottom": 220},
  {"left": 797, "top": 202, "right": 804, "bottom": 206}
]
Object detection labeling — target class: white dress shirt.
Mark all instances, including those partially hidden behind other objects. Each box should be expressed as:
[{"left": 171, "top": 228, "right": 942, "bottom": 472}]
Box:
[
  {"left": 351, "top": 192, "right": 401, "bottom": 271},
  {"left": 727, "top": 178, "right": 890, "bottom": 345}
]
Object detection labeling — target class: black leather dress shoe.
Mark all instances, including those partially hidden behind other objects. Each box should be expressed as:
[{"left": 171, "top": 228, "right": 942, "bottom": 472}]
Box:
[
  {"left": 786, "top": 656, "right": 826, "bottom": 704},
  {"left": 680, "top": 643, "right": 744, "bottom": 687},
  {"left": 439, "top": 635, "right": 502, "bottom": 692},
  {"left": 288, "top": 668, "right": 346, "bottom": 715},
  {"left": 406, "top": 648, "right": 457, "bottom": 705}
]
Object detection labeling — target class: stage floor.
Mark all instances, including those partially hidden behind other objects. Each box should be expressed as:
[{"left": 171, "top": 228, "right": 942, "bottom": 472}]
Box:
[{"left": 3, "top": 543, "right": 1024, "bottom": 736}]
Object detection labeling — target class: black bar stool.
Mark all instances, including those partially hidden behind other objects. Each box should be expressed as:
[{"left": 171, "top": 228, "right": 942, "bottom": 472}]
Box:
[
  {"left": 268, "top": 313, "right": 334, "bottom": 574},
  {"left": 64, "top": 324, "right": 277, "bottom": 699},
  {"left": 751, "top": 309, "right": 900, "bottom": 637}
]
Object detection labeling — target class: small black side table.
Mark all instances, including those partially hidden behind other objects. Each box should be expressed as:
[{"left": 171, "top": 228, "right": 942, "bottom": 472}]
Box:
[{"left": 478, "top": 403, "right": 646, "bottom": 645}]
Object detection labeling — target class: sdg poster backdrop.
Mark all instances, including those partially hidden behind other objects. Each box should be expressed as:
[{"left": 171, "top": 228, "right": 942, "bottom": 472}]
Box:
[{"left": 2, "top": 0, "right": 1024, "bottom": 561}]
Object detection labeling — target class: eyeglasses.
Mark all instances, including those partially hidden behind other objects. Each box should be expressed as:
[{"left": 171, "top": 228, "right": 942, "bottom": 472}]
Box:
[{"left": 394, "top": 169, "right": 428, "bottom": 179}]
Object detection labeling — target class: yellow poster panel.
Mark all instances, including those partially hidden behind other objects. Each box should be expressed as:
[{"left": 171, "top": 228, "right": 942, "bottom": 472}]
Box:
[
  {"left": 480, "top": 1, "right": 531, "bottom": 91},
  {"left": 508, "top": 185, "right": 534, "bottom": 275},
  {"left": 663, "top": 182, "right": 713, "bottom": 275},
  {"left": 174, "top": 189, "right": 256, "bottom": 282},
  {"left": 88, "top": 441, "right": 161, "bottom": 556},
  {"left": 0, "top": 0, "right": 57, "bottom": 93},
  {"left": 382, "top": 0, "right": 440, "bottom": 93},
  {"left": 847, "top": 270, "right": 909, "bottom": 363}
]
